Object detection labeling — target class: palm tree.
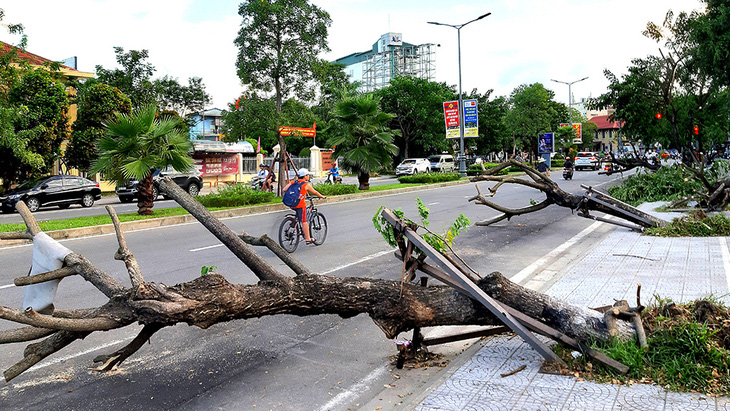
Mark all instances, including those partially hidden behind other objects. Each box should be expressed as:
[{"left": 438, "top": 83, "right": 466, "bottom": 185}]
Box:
[
  {"left": 90, "top": 105, "right": 194, "bottom": 215},
  {"left": 329, "top": 94, "right": 399, "bottom": 190}
]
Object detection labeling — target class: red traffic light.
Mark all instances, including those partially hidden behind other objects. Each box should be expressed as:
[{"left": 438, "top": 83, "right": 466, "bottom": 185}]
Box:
[
  {"left": 694, "top": 126, "right": 699, "bottom": 135},
  {"left": 655, "top": 113, "right": 662, "bottom": 119}
]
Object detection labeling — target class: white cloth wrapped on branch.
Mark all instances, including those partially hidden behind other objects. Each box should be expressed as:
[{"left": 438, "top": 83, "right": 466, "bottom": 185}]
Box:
[{"left": 22, "top": 232, "right": 72, "bottom": 313}]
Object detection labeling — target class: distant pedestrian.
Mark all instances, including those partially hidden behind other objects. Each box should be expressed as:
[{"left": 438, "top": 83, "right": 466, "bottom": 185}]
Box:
[{"left": 537, "top": 158, "right": 550, "bottom": 176}]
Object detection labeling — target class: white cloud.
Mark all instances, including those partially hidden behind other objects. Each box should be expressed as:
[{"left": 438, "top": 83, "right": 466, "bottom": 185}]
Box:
[{"left": 3, "top": 0, "right": 706, "bottom": 110}]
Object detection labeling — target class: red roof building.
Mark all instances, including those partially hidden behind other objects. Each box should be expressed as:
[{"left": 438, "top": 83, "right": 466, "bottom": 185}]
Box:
[{"left": 588, "top": 115, "right": 626, "bottom": 153}]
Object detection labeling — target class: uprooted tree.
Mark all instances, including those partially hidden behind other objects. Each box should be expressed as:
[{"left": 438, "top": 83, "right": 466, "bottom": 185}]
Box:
[
  {"left": 0, "top": 177, "right": 643, "bottom": 382},
  {"left": 468, "top": 159, "right": 667, "bottom": 230}
]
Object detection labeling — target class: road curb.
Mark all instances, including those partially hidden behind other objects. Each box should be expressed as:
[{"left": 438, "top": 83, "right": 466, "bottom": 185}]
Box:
[{"left": 2, "top": 179, "right": 471, "bottom": 246}]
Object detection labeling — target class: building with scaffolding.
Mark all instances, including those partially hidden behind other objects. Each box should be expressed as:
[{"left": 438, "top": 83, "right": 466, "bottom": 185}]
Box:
[{"left": 334, "top": 33, "right": 436, "bottom": 93}]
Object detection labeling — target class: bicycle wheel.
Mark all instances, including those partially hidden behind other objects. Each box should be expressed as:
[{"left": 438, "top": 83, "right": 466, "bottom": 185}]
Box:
[
  {"left": 278, "top": 216, "right": 300, "bottom": 253},
  {"left": 309, "top": 212, "right": 328, "bottom": 245}
]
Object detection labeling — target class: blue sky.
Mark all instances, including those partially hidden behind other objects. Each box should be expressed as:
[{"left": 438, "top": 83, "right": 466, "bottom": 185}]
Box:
[{"left": 3, "top": 0, "right": 707, "bottom": 110}]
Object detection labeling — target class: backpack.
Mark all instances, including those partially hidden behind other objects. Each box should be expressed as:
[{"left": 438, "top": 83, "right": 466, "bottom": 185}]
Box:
[{"left": 282, "top": 181, "right": 304, "bottom": 207}]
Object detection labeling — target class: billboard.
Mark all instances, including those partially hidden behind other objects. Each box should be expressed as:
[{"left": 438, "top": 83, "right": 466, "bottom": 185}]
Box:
[
  {"left": 443, "top": 101, "right": 460, "bottom": 139},
  {"left": 560, "top": 122, "right": 583, "bottom": 144},
  {"left": 538, "top": 133, "right": 554, "bottom": 154},
  {"left": 463, "top": 99, "right": 478, "bottom": 137}
]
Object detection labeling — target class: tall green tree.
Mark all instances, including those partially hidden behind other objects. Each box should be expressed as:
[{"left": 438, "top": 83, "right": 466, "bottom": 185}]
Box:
[
  {"left": 65, "top": 82, "right": 132, "bottom": 173},
  {"left": 691, "top": 0, "right": 730, "bottom": 87},
  {"left": 329, "top": 94, "right": 399, "bottom": 190},
  {"left": 376, "top": 76, "right": 454, "bottom": 160},
  {"left": 90, "top": 105, "right": 193, "bottom": 215},
  {"left": 234, "top": 0, "right": 331, "bottom": 112},
  {"left": 96, "top": 48, "right": 156, "bottom": 109},
  {"left": 153, "top": 75, "right": 211, "bottom": 117},
  {"left": 96, "top": 47, "right": 210, "bottom": 115},
  {"left": 1, "top": 69, "right": 69, "bottom": 186},
  {"left": 0, "top": 9, "right": 44, "bottom": 189},
  {"left": 503, "top": 83, "right": 556, "bottom": 156}
]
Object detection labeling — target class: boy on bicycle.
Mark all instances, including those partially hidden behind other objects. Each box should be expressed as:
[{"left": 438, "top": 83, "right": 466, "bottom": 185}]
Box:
[{"left": 282, "top": 168, "right": 325, "bottom": 244}]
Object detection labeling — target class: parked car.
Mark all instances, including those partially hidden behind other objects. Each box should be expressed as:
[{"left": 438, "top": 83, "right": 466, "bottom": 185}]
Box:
[
  {"left": 428, "top": 154, "right": 456, "bottom": 173},
  {"left": 395, "top": 158, "right": 430, "bottom": 177},
  {"left": 1, "top": 175, "right": 101, "bottom": 213},
  {"left": 116, "top": 166, "right": 203, "bottom": 203},
  {"left": 574, "top": 152, "right": 601, "bottom": 171}
]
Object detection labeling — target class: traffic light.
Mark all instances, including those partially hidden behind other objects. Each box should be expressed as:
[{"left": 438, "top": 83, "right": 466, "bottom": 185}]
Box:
[
  {"left": 694, "top": 126, "right": 699, "bottom": 135},
  {"left": 655, "top": 113, "right": 662, "bottom": 119}
]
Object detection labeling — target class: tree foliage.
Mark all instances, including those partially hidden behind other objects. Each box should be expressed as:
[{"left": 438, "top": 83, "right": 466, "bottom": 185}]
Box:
[
  {"left": 96, "top": 47, "right": 210, "bottom": 116},
  {"left": 234, "top": 0, "right": 331, "bottom": 112},
  {"left": 64, "top": 82, "right": 132, "bottom": 173},
  {"left": 504, "top": 83, "right": 556, "bottom": 156},
  {"left": 376, "top": 76, "right": 454, "bottom": 160},
  {"left": 1, "top": 69, "right": 69, "bottom": 186}
]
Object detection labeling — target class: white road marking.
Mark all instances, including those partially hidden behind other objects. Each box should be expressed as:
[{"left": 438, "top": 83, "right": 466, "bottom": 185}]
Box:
[
  {"left": 316, "top": 363, "right": 389, "bottom": 411},
  {"left": 317, "top": 249, "right": 395, "bottom": 276},
  {"left": 190, "top": 244, "right": 224, "bottom": 252},
  {"left": 510, "top": 221, "right": 603, "bottom": 285},
  {"left": 29, "top": 336, "right": 134, "bottom": 372},
  {"left": 0, "top": 283, "right": 15, "bottom": 290},
  {"left": 719, "top": 237, "right": 730, "bottom": 293},
  {"left": 427, "top": 202, "right": 440, "bottom": 205}
]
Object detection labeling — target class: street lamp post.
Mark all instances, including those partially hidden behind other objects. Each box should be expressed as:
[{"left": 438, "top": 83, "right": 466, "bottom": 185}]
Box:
[
  {"left": 428, "top": 12, "right": 491, "bottom": 177},
  {"left": 550, "top": 76, "right": 588, "bottom": 136}
]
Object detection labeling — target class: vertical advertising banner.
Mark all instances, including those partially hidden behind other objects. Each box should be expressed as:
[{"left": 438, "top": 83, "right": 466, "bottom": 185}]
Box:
[
  {"left": 538, "top": 132, "right": 554, "bottom": 154},
  {"left": 443, "top": 101, "right": 460, "bottom": 139},
  {"left": 463, "top": 99, "right": 479, "bottom": 137}
]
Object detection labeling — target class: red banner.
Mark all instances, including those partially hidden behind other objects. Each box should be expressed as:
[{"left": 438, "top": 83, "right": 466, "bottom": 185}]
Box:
[
  {"left": 443, "top": 101, "right": 460, "bottom": 139},
  {"left": 194, "top": 154, "right": 240, "bottom": 175},
  {"left": 279, "top": 124, "right": 316, "bottom": 137}
]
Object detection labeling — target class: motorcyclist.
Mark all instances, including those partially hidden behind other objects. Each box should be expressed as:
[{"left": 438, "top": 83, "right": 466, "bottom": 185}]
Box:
[
  {"left": 253, "top": 163, "right": 268, "bottom": 189},
  {"left": 563, "top": 157, "right": 573, "bottom": 170},
  {"left": 328, "top": 163, "right": 341, "bottom": 184}
]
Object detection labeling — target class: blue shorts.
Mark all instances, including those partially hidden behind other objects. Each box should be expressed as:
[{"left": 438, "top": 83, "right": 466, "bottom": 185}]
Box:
[{"left": 294, "top": 206, "right": 307, "bottom": 223}]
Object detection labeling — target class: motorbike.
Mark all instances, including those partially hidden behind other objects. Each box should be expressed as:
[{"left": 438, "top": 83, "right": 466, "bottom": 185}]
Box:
[
  {"left": 249, "top": 175, "right": 265, "bottom": 190},
  {"left": 563, "top": 166, "right": 574, "bottom": 180},
  {"left": 325, "top": 171, "right": 342, "bottom": 185}
]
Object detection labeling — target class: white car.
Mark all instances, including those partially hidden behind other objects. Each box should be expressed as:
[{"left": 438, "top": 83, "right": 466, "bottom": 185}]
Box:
[
  {"left": 396, "top": 158, "right": 431, "bottom": 177},
  {"left": 574, "top": 152, "right": 601, "bottom": 171}
]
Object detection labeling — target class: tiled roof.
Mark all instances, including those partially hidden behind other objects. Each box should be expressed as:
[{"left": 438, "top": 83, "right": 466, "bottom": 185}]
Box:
[
  {"left": 1, "top": 41, "right": 76, "bottom": 71},
  {"left": 589, "top": 115, "right": 623, "bottom": 130}
]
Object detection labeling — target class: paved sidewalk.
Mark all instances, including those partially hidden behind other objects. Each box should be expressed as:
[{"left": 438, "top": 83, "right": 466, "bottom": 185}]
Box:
[{"left": 414, "top": 227, "right": 730, "bottom": 410}]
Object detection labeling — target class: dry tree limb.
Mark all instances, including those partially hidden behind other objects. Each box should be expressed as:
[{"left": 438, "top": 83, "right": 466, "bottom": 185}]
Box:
[
  {"left": 157, "top": 178, "right": 291, "bottom": 285},
  {"left": 469, "top": 159, "right": 666, "bottom": 229},
  {"left": 93, "top": 323, "right": 164, "bottom": 371},
  {"left": 14, "top": 266, "right": 77, "bottom": 286},
  {"left": 106, "top": 205, "right": 144, "bottom": 290}
]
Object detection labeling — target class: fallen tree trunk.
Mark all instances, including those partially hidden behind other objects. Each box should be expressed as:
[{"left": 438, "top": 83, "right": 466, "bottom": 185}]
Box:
[{"left": 0, "top": 177, "right": 636, "bottom": 382}]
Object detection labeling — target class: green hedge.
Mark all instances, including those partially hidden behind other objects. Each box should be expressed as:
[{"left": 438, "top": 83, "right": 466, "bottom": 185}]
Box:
[
  {"left": 197, "top": 184, "right": 277, "bottom": 207},
  {"left": 551, "top": 159, "right": 565, "bottom": 168},
  {"left": 312, "top": 183, "right": 358, "bottom": 196},
  {"left": 467, "top": 163, "right": 510, "bottom": 176},
  {"left": 398, "top": 172, "right": 462, "bottom": 184}
]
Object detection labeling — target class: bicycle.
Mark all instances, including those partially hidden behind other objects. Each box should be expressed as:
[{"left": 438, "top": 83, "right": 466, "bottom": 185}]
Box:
[{"left": 278, "top": 197, "right": 328, "bottom": 252}]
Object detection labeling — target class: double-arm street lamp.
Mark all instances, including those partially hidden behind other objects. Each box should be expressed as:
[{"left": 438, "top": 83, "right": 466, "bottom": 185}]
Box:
[
  {"left": 550, "top": 77, "right": 588, "bottom": 130},
  {"left": 428, "top": 12, "right": 491, "bottom": 177}
]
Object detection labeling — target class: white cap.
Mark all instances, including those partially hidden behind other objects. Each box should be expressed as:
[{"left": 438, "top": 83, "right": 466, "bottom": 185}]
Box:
[{"left": 297, "top": 168, "right": 310, "bottom": 177}]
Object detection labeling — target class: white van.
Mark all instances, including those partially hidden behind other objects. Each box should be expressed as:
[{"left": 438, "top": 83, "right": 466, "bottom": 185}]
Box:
[{"left": 427, "top": 154, "right": 456, "bottom": 172}]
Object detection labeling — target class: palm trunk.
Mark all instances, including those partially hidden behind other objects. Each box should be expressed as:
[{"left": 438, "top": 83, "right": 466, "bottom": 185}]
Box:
[
  {"left": 358, "top": 171, "right": 370, "bottom": 191},
  {"left": 136, "top": 173, "right": 155, "bottom": 215}
]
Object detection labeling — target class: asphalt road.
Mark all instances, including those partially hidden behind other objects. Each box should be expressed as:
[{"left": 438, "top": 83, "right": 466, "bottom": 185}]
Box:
[
  {"left": 0, "top": 175, "right": 401, "bottom": 225},
  {"left": 0, "top": 169, "right": 627, "bottom": 410}
]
